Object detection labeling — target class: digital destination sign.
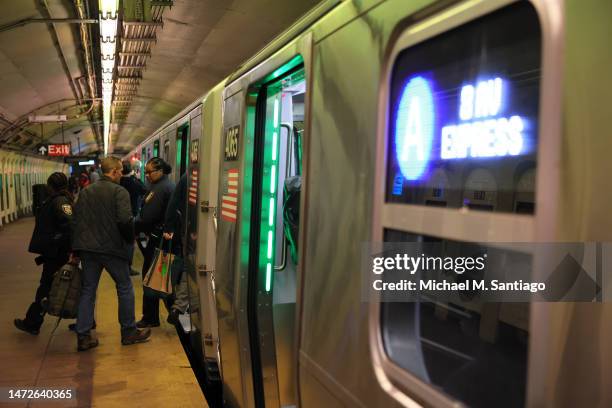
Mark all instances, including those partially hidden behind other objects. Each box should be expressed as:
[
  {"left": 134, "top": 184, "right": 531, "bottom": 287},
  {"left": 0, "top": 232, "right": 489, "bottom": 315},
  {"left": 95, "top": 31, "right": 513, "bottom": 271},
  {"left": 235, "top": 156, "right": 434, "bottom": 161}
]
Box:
[{"left": 386, "top": 3, "right": 541, "bottom": 214}]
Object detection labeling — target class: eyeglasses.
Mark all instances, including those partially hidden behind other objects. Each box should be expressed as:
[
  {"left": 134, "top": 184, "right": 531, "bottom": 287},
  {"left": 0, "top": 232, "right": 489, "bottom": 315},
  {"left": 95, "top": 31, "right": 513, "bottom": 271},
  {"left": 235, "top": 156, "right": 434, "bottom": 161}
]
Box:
[{"left": 145, "top": 168, "right": 161, "bottom": 175}]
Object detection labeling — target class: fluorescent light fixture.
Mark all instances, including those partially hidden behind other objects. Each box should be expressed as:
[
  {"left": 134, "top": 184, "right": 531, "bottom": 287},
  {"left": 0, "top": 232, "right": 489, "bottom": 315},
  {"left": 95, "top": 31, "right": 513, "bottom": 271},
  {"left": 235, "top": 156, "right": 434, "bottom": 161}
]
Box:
[
  {"left": 79, "top": 160, "right": 95, "bottom": 166},
  {"left": 28, "top": 115, "right": 67, "bottom": 123},
  {"left": 100, "top": 40, "right": 116, "bottom": 57},
  {"left": 99, "top": 0, "right": 118, "bottom": 16},
  {"left": 101, "top": 58, "right": 114, "bottom": 71},
  {"left": 100, "top": 18, "right": 118, "bottom": 40},
  {"left": 99, "top": 0, "right": 118, "bottom": 155}
]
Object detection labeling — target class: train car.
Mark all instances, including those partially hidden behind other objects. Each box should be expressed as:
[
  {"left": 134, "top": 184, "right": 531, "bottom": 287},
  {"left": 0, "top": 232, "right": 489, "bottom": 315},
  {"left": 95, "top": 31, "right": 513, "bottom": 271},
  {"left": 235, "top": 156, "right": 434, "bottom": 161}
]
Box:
[
  {"left": 0, "top": 149, "right": 67, "bottom": 227},
  {"left": 127, "top": 0, "right": 612, "bottom": 407}
]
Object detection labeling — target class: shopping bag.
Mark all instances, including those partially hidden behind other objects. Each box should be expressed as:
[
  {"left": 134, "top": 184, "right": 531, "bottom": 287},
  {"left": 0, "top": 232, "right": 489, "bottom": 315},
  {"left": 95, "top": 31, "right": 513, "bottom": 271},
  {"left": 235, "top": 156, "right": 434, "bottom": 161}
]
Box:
[{"left": 143, "top": 240, "right": 174, "bottom": 298}]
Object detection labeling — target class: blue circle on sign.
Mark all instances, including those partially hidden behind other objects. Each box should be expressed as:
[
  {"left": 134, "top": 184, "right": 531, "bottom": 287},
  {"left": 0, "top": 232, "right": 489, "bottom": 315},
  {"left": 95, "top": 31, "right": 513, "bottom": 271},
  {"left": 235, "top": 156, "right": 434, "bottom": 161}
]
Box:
[{"left": 394, "top": 76, "right": 435, "bottom": 181}]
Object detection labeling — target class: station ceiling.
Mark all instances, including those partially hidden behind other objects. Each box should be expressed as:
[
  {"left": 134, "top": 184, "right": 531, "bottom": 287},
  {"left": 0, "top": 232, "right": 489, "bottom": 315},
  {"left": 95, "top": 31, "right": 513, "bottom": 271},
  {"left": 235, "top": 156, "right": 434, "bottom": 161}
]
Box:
[{"left": 0, "top": 0, "right": 321, "bottom": 156}]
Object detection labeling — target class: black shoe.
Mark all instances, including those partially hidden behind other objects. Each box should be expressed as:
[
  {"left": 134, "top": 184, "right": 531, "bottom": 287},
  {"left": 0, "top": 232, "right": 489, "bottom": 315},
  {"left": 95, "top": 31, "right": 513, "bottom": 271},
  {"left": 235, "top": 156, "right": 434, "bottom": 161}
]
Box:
[
  {"left": 121, "top": 328, "right": 151, "bottom": 345},
  {"left": 14, "top": 319, "right": 39, "bottom": 336},
  {"left": 136, "top": 319, "right": 160, "bottom": 328},
  {"left": 167, "top": 310, "right": 180, "bottom": 325},
  {"left": 77, "top": 334, "right": 99, "bottom": 352},
  {"left": 69, "top": 320, "right": 96, "bottom": 332},
  {"left": 129, "top": 268, "right": 140, "bottom": 276}
]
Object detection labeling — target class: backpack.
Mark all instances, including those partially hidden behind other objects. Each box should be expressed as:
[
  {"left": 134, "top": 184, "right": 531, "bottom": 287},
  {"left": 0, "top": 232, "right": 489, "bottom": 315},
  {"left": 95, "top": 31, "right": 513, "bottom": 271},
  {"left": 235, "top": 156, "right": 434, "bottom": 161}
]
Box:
[{"left": 45, "top": 263, "right": 82, "bottom": 318}]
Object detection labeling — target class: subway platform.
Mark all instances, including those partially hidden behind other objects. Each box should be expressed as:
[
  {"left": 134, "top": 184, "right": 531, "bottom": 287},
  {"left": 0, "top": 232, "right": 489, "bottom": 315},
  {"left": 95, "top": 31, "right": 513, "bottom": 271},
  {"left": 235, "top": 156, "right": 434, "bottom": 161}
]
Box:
[{"left": 0, "top": 217, "right": 207, "bottom": 407}]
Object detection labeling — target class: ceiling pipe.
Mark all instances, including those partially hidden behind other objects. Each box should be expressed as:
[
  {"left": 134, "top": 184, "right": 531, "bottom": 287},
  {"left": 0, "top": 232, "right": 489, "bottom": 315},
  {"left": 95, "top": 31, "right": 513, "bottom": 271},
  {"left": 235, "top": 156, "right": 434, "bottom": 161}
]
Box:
[
  {"left": 37, "top": 1, "right": 83, "bottom": 109},
  {"left": 0, "top": 98, "right": 100, "bottom": 143},
  {"left": 0, "top": 17, "right": 97, "bottom": 33},
  {"left": 0, "top": 116, "right": 39, "bottom": 151}
]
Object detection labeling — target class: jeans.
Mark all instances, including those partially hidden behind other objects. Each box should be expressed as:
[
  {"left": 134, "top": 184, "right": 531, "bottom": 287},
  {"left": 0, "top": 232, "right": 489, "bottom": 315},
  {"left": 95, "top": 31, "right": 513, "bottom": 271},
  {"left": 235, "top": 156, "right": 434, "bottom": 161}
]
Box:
[
  {"left": 127, "top": 241, "right": 135, "bottom": 270},
  {"left": 76, "top": 251, "right": 136, "bottom": 336}
]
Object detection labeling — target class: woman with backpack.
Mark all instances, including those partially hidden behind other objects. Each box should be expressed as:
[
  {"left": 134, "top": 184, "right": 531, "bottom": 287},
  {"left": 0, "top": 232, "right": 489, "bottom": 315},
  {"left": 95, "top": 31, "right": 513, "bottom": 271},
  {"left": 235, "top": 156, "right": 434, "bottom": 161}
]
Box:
[{"left": 14, "top": 172, "right": 74, "bottom": 335}]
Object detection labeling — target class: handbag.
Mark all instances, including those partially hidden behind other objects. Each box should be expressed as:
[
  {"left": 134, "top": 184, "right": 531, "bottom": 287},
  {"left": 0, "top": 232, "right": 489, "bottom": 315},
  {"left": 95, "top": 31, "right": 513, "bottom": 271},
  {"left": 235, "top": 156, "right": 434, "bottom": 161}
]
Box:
[{"left": 143, "top": 238, "right": 174, "bottom": 298}]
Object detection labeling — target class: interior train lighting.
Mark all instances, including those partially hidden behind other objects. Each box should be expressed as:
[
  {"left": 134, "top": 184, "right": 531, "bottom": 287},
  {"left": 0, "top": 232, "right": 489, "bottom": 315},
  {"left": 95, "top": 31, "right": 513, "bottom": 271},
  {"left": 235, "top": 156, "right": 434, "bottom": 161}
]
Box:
[
  {"left": 265, "top": 96, "right": 281, "bottom": 292},
  {"left": 99, "top": 0, "right": 119, "bottom": 155}
]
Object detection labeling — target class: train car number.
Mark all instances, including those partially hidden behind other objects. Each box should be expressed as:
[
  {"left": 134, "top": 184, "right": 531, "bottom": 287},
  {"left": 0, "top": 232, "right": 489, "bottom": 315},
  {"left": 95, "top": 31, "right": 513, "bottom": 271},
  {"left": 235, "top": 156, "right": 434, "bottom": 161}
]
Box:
[{"left": 225, "top": 126, "right": 240, "bottom": 161}]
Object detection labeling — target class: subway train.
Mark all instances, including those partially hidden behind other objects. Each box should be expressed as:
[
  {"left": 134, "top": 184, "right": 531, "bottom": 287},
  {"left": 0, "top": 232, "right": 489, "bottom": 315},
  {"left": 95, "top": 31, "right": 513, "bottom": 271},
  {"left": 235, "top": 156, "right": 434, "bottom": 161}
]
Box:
[
  {"left": 125, "top": 0, "right": 612, "bottom": 407},
  {"left": 0, "top": 150, "right": 67, "bottom": 227}
]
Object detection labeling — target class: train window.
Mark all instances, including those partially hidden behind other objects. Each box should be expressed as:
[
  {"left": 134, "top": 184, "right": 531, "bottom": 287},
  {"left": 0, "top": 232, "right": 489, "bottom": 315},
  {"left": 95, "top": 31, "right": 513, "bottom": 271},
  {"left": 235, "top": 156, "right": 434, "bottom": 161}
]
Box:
[
  {"left": 381, "top": 231, "right": 530, "bottom": 408},
  {"left": 378, "top": 3, "right": 541, "bottom": 407},
  {"left": 386, "top": 2, "right": 541, "bottom": 214},
  {"left": 176, "top": 124, "right": 189, "bottom": 176},
  {"left": 153, "top": 140, "right": 159, "bottom": 157},
  {"left": 164, "top": 139, "right": 170, "bottom": 161}
]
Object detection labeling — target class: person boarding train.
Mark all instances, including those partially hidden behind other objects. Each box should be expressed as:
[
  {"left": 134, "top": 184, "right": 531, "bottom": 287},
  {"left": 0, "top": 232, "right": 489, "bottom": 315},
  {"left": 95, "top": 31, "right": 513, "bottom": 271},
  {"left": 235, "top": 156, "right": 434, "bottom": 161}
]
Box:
[
  {"left": 135, "top": 157, "right": 178, "bottom": 328},
  {"left": 120, "top": 160, "right": 147, "bottom": 276},
  {"left": 163, "top": 172, "right": 189, "bottom": 325}
]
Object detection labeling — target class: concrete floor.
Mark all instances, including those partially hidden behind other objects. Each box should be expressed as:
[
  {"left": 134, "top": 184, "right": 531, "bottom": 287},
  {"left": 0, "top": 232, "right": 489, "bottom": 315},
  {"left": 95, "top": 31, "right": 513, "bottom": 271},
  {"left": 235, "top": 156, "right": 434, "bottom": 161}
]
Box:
[{"left": 0, "top": 217, "right": 207, "bottom": 407}]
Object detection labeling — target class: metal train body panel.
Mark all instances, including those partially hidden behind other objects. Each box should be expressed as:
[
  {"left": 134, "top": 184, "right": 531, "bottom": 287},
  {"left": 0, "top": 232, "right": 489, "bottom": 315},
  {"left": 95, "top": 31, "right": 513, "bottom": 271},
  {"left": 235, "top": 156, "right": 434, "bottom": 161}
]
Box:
[
  {"left": 194, "top": 84, "right": 224, "bottom": 378},
  {"left": 125, "top": 0, "right": 612, "bottom": 407}
]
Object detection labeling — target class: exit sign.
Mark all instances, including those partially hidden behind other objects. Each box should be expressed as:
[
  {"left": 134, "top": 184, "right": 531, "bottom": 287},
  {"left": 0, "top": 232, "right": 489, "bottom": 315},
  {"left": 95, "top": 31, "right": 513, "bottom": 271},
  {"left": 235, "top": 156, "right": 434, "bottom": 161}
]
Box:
[{"left": 47, "top": 143, "right": 71, "bottom": 157}]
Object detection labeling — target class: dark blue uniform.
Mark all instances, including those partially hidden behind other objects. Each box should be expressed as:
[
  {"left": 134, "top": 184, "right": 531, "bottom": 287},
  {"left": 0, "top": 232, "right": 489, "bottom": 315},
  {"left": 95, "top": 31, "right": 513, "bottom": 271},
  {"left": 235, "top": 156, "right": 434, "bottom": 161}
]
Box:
[
  {"left": 20, "top": 192, "right": 73, "bottom": 332},
  {"left": 135, "top": 174, "right": 175, "bottom": 325}
]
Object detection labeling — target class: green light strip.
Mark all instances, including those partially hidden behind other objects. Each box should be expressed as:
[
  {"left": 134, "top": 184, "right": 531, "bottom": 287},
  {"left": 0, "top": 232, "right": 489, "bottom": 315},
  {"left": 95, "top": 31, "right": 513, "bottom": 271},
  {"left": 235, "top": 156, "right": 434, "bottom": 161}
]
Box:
[
  {"left": 270, "top": 164, "right": 276, "bottom": 194},
  {"left": 272, "top": 131, "right": 278, "bottom": 161},
  {"left": 264, "top": 96, "right": 280, "bottom": 293},
  {"left": 269, "top": 197, "right": 275, "bottom": 226},
  {"left": 265, "top": 263, "right": 272, "bottom": 292},
  {"left": 273, "top": 99, "right": 279, "bottom": 127},
  {"left": 267, "top": 230, "right": 273, "bottom": 259}
]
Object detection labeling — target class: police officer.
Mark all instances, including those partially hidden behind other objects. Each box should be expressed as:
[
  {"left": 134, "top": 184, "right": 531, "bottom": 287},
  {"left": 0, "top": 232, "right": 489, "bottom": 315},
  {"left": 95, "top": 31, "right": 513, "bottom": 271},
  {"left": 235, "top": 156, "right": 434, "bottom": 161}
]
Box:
[
  {"left": 14, "top": 172, "right": 73, "bottom": 335},
  {"left": 135, "top": 157, "right": 175, "bottom": 327}
]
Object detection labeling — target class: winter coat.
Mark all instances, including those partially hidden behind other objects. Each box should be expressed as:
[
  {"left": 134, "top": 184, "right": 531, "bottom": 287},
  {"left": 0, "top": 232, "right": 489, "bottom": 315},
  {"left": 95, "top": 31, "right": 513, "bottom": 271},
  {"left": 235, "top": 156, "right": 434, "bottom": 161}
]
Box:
[{"left": 72, "top": 176, "right": 134, "bottom": 260}]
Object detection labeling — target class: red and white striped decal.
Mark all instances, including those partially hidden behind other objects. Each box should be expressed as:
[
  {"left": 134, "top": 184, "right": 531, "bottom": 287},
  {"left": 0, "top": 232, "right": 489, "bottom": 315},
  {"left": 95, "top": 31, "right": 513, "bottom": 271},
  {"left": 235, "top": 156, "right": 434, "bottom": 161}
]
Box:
[
  {"left": 189, "top": 169, "right": 198, "bottom": 206},
  {"left": 221, "top": 168, "right": 239, "bottom": 222}
]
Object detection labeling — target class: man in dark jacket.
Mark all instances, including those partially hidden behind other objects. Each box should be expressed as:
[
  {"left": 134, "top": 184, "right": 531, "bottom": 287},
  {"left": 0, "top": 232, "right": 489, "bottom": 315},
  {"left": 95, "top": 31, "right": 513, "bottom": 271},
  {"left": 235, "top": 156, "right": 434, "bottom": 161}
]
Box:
[
  {"left": 72, "top": 156, "right": 151, "bottom": 351},
  {"left": 14, "top": 173, "right": 73, "bottom": 335},
  {"left": 120, "top": 160, "right": 147, "bottom": 217},
  {"left": 120, "top": 160, "right": 147, "bottom": 276}
]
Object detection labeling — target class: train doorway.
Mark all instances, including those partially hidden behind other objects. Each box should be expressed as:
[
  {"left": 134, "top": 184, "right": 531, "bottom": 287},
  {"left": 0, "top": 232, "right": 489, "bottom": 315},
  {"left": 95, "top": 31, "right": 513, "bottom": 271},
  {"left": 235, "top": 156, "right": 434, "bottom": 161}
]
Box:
[{"left": 247, "top": 63, "right": 305, "bottom": 408}]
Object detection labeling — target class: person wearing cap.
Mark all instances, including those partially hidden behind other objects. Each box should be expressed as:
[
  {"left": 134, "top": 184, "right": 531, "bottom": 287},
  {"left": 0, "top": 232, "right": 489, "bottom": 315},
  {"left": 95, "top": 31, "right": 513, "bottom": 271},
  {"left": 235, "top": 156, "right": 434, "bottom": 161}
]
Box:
[{"left": 14, "top": 172, "right": 74, "bottom": 335}]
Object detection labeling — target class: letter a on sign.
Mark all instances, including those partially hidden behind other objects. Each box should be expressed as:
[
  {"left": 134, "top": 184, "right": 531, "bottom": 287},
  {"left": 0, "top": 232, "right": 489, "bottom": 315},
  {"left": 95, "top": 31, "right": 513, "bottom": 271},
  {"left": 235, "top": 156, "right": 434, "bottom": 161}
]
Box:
[
  {"left": 394, "top": 76, "right": 434, "bottom": 181},
  {"left": 402, "top": 98, "right": 424, "bottom": 162}
]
